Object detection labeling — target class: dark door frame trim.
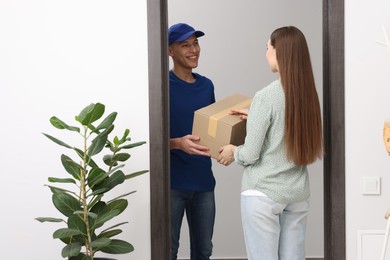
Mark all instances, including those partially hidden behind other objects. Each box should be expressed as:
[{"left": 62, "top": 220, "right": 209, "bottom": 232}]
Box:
[
  {"left": 323, "top": 0, "right": 345, "bottom": 259},
  {"left": 147, "top": 0, "right": 345, "bottom": 259}
]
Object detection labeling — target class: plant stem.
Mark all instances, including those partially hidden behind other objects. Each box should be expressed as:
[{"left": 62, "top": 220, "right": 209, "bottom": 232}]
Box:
[{"left": 81, "top": 127, "right": 93, "bottom": 256}]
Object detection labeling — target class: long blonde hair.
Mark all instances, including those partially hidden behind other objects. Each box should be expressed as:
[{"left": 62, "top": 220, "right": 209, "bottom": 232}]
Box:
[{"left": 270, "top": 26, "right": 323, "bottom": 165}]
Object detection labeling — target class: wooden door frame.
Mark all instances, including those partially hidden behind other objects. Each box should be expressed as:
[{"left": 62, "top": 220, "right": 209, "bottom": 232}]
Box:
[
  {"left": 323, "top": 0, "right": 345, "bottom": 259},
  {"left": 147, "top": 0, "right": 345, "bottom": 259}
]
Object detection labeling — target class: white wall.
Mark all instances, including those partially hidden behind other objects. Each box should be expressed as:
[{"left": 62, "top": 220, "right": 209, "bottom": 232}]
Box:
[
  {"left": 346, "top": 1, "right": 390, "bottom": 260},
  {"left": 4, "top": 1, "right": 389, "bottom": 259},
  {"left": 168, "top": 0, "right": 323, "bottom": 258},
  {"left": 0, "top": 1, "right": 150, "bottom": 259}
]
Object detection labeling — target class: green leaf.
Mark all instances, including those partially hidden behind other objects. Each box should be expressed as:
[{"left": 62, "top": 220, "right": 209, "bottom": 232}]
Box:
[
  {"left": 89, "top": 201, "right": 106, "bottom": 213},
  {"left": 120, "top": 141, "right": 146, "bottom": 150},
  {"left": 76, "top": 103, "right": 105, "bottom": 126},
  {"left": 92, "top": 170, "right": 125, "bottom": 195},
  {"left": 103, "top": 154, "right": 117, "bottom": 167},
  {"left": 113, "top": 136, "right": 119, "bottom": 145},
  {"left": 42, "top": 133, "right": 73, "bottom": 149},
  {"left": 90, "top": 237, "right": 111, "bottom": 248},
  {"left": 61, "top": 154, "right": 83, "bottom": 180},
  {"left": 87, "top": 194, "right": 103, "bottom": 209},
  {"left": 53, "top": 228, "right": 83, "bottom": 239},
  {"left": 67, "top": 215, "right": 87, "bottom": 240},
  {"left": 47, "top": 185, "right": 74, "bottom": 195},
  {"left": 53, "top": 192, "right": 81, "bottom": 217},
  {"left": 62, "top": 242, "right": 82, "bottom": 257},
  {"left": 73, "top": 210, "right": 98, "bottom": 219},
  {"left": 88, "top": 201, "right": 106, "bottom": 227},
  {"left": 100, "top": 239, "right": 134, "bottom": 254},
  {"left": 35, "top": 217, "right": 64, "bottom": 223},
  {"left": 106, "top": 164, "right": 125, "bottom": 175},
  {"left": 87, "top": 168, "right": 108, "bottom": 187},
  {"left": 88, "top": 201, "right": 128, "bottom": 231},
  {"left": 88, "top": 135, "right": 107, "bottom": 157},
  {"left": 89, "top": 201, "right": 121, "bottom": 229},
  {"left": 112, "top": 153, "right": 130, "bottom": 162},
  {"left": 108, "top": 191, "right": 136, "bottom": 203},
  {"left": 94, "top": 112, "right": 117, "bottom": 132},
  {"left": 97, "top": 229, "right": 123, "bottom": 239},
  {"left": 94, "top": 210, "right": 120, "bottom": 229},
  {"left": 100, "top": 222, "right": 128, "bottom": 234},
  {"left": 91, "top": 187, "right": 109, "bottom": 195},
  {"left": 105, "top": 140, "right": 115, "bottom": 153},
  {"left": 87, "top": 124, "right": 114, "bottom": 156},
  {"left": 48, "top": 177, "right": 76, "bottom": 184},
  {"left": 106, "top": 199, "right": 128, "bottom": 216},
  {"left": 49, "top": 116, "right": 80, "bottom": 132},
  {"left": 119, "top": 129, "right": 130, "bottom": 144},
  {"left": 125, "top": 170, "right": 149, "bottom": 180}
]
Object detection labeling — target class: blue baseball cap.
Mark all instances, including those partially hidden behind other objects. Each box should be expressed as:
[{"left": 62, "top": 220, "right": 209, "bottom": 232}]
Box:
[{"left": 168, "top": 23, "right": 205, "bottom": 45}]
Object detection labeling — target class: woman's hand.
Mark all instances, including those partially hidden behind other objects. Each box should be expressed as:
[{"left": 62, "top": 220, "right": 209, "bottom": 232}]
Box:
[
  {"left": 217, "top": 144, "right": 236, "bottom": 166},
  {"left": 230, "top": 108, "right": 249, "bottom": 120}
]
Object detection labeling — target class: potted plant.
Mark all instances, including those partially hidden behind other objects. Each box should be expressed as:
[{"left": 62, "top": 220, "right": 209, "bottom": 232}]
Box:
[{"left": 35, "top": 102, "right": 148, "bottom": 260}]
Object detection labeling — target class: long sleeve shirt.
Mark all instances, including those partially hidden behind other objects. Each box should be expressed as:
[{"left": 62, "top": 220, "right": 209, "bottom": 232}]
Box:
[{"left": 234, "top": 80, "right": 310, "bottom": 204}]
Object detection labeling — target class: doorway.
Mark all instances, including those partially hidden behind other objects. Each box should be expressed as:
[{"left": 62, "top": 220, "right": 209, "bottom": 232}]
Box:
[{"left": 147, "top": 0, "right": 345, "bottom": 259}]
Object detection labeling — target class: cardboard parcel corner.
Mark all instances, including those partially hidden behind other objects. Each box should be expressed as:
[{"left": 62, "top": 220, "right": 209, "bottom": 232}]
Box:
[{"left": 192, "top": 93, "right": 252, "bottom": 159}]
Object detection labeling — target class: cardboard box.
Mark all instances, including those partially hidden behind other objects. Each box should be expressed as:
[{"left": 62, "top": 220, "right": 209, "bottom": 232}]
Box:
[{"left": 192, "top": 93, "right": 252, "bottom": 159}]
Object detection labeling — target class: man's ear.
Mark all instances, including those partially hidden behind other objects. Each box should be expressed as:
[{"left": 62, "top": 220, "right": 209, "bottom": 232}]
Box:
[{"left": 168, "top": 46, "right": 174, "bottom": 57}]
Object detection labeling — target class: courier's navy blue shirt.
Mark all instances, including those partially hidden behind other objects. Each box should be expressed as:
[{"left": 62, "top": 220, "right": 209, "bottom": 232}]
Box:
[{"left": 169, "top": 70, "right": 216, "bottom": 191}]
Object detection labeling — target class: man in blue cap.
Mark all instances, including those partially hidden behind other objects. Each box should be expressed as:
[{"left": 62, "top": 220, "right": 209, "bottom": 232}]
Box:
[{"left": 168, "top": 23, "right": 216, "bottom": 260}]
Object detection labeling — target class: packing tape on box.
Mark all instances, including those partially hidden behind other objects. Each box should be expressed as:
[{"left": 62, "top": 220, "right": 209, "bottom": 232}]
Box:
[{"left": 208, "top": 99, "right": 252, "bottom": 137}]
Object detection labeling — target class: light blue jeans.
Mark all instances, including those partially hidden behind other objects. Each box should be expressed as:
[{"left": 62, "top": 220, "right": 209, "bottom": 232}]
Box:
[{"left": 241, "top": 195, "right": 310, "bottom": 260}]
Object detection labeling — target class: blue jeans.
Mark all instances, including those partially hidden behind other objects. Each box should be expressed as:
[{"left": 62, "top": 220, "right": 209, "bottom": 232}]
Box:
[
  {"left": 241, "top": 195, "right": 310, "bottom": 260},
  {"left": 171, "top": 189, "right": 215, "bottom": 260}
]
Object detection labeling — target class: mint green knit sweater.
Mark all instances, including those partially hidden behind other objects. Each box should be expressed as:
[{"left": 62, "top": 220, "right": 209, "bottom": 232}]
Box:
[{"left": 234, "top": 80, "right": 310, "bottom": 204}]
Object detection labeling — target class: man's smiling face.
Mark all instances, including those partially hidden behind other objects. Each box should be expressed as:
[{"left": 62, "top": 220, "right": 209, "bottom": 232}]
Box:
[{"left": 169, "top": 35, "right": 201, "bottom": 70}]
